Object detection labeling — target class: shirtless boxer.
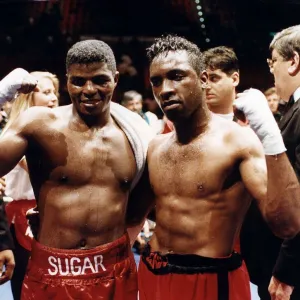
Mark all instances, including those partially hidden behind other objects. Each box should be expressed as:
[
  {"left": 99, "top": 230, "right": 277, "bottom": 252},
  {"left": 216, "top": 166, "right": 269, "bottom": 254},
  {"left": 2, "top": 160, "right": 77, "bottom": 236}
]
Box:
[
  {"left": 0, "top": 40, "right": 153, "bottom": 299},
  {"left": 137, "top": 35, "right": 300, "bottom": 300}
]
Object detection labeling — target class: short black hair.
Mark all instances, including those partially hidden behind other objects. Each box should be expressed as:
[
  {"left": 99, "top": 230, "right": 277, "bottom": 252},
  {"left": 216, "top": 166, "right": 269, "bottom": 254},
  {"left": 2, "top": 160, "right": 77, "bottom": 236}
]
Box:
[
  {"left": 146, "top": 34, "right": 204, "bottom": 75},
  {"left": 66, "top": 40, "right": 117, "bottom": 74},
  {"left": 203, "top": 46, "right": 239, "bottom": 75}
]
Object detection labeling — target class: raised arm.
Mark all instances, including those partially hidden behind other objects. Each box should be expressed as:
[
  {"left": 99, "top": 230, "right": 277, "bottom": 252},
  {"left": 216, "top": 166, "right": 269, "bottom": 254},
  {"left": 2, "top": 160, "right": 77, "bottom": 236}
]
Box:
[
  {"left": 238, "top": 127, "right": 300, "bottom": 238},
  {"left": 0, "top": 114, "right": 29, "bottom": 177}
]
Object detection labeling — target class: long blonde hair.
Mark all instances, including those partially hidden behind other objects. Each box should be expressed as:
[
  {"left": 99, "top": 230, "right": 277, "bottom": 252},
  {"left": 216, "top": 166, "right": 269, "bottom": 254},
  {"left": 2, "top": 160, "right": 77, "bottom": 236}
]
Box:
[{"left": 2, "top": 71, "right": 59, "bottom": 136}]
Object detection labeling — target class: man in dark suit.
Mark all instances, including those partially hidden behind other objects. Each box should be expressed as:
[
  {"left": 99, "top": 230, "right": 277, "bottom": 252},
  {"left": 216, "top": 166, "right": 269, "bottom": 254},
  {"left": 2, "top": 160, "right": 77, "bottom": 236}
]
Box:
[{"left": 268, "top": 24, "right": 300, "bottom": 300}]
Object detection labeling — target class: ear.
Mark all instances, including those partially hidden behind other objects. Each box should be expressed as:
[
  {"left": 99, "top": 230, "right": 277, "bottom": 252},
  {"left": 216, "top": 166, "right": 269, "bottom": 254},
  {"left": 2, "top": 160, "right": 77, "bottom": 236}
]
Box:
[
  {"left": 200, "top": 70, "right": 208, "bottom": 88},
  {"left": 288, "top": 51, "right": 300, "bottom": 75},
  {"left": 114, "top": 71, "right": 119, "bottom": 87},
  {"left": 231, "top": 71, "right": 240, "bottom": 87}
]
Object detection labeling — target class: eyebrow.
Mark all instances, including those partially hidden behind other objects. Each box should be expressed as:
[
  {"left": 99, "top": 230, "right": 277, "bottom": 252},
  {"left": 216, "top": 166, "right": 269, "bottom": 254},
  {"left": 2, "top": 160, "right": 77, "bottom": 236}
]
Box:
[{"left": 150, "top": 68, "right": 186, "bottom": 79}]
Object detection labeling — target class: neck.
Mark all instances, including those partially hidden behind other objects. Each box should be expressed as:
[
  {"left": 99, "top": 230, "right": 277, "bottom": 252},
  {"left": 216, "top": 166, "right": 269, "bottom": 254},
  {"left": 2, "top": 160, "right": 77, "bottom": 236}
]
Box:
[
  {"left": 72, "top": 104, "right": 111, "bottom": 129},
  {"left": 173, "top": 106, "right": 211, "bottom": 144},
  {"left": 208, "top": 105, "right": 233, "bottom": 114}
]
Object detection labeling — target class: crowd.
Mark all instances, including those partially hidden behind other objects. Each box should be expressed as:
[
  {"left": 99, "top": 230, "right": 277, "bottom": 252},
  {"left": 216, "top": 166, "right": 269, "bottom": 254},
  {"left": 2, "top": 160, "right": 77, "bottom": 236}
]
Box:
[{"left": 0, "top": 24, "right": 300, "bottom": 300}]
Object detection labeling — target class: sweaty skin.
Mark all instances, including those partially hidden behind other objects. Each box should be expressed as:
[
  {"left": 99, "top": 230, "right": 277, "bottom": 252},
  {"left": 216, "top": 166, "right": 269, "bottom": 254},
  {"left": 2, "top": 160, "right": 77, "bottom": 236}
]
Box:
[
  {"left": 146, "top": 50, "right": 288, "bottom": 258},
  {"left": 0, "top": 62, "right": 141, "bottom": 249},
  {"left": 148, "top": 117, "right": 253, "bottom": 257}
]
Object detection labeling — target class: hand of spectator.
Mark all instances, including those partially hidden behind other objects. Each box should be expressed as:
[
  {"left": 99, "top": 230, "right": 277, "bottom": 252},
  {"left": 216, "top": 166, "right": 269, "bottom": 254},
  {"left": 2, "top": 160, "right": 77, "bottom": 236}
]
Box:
[
  {"left": 0, "top": 177, "right": 5, "bottom": 197},
  {"left": 18, "top": 73, "right": 38, "bottom": 94},
  {"left": 269, "top": 276, "right": 294, "bottom": 300},
  {"left": 0, "top": 250, "right": 15, "bottom": 285},
  {"left": 26, "top": 206, "right": 39, "bottom": 240}
]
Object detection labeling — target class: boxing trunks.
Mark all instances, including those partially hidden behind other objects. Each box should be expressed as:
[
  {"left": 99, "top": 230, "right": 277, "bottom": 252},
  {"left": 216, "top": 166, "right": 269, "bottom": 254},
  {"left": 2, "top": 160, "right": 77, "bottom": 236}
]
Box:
[
  {"left": 138, "top": 244, "right": 250, "bottom": 300},
  {"left": 5, "top": 199, "right": 36, "bottom": 251},
  {"left": 21, "top": 233, "right": 138, "bottom": 300}
]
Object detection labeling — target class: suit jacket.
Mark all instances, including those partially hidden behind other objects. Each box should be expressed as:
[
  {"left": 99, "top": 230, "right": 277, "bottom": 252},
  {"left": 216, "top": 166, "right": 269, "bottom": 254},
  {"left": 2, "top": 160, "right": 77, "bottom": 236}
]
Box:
[
  {"left": 0, "top": 198, "right": 14, "bottom": 251},
  {"left": 272, "top": 98, "right": 300, "bottom": 287}
]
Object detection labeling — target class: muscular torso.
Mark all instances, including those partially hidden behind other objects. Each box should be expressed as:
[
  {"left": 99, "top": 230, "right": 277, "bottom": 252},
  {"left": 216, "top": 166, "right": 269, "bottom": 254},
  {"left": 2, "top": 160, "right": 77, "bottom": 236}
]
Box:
[
  {"left": 148, "top": 119, "right": 252, "bottom": 257},
  {"left": 24, "top": 105, "right": 136, "bottom": 249}
]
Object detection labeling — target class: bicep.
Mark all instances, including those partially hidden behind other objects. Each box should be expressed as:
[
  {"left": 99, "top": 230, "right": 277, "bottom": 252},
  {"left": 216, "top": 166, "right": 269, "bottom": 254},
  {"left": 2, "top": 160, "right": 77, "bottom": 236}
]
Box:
[
  {"left": 0, "top": 124, "right": 28, "bottom": 177},
  {"left": 239, "top": 132, "right": 267, "bottom": 206}
]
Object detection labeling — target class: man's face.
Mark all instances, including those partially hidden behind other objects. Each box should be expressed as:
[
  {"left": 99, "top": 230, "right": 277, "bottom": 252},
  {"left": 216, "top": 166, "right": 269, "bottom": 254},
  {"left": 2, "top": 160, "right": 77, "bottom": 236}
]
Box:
[
  {"left": 270, "top": 49, "right": 292, "bottom": 101},
  {"left": 67, "top": 62, "right": 118, "bottom": 116},
  {"left": 124, "top": 98, "right": 143, "bottom": 114},
  {"left": 266, "top": 92, "right": 279, "bottom": 113},
  {"left": 205, "top": 68, "right": 239, "bottom": 108},
  {"left": 149, "top": 50, "right": 204, "bottom": 121}
]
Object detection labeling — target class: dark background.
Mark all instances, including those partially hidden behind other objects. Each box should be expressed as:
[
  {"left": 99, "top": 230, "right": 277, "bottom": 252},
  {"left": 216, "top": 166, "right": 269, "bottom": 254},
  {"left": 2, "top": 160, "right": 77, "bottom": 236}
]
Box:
[{"left": 0, "top": 0, "right": 299, "bottom": 103}]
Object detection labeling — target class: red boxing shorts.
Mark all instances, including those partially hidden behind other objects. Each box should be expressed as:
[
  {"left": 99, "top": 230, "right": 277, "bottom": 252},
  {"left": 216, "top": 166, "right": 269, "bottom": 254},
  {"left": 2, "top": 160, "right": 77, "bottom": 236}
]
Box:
[
  {"left": 138, "top": 245, "right": 250, "bottom": 300},
  {"left": 21, "top": 233, "right": 138, "bottom": 300},
  {"left": 5, "top": 199, "right": 36, "bottom": 251}
]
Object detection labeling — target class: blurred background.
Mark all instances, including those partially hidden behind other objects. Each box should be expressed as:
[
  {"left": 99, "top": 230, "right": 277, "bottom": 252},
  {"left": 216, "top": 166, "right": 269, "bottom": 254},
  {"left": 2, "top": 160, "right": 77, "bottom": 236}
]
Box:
[{"left": 0, "top": 0, "right": 299, "bottom": 105}]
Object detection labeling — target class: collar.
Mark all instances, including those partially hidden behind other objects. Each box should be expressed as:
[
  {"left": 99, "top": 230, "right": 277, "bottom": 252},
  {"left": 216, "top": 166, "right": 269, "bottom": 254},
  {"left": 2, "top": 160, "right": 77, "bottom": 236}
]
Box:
[
  {"left": 214, "top": 112, "right": 234, "bottom": 121},
  {"left": 293, "top": 87, "right": 300, "bottom": 103}
]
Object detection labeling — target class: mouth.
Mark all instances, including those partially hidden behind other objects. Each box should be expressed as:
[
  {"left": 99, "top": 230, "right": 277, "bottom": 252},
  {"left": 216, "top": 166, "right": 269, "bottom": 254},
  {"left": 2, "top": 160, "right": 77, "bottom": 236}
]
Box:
[
  {"left": 206, "top": 94, "right": 215, "bottom": 100},
  {"left": 80, "top": 99, "right": 101, "bottom": 107},
  {"left": 162, "top": 100, "right": 181, "bottom": 109}
]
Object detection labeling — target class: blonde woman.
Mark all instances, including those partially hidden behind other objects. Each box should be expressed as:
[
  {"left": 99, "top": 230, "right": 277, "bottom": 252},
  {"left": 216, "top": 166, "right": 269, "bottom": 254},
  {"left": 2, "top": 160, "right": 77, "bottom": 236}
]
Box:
[{"left": 2, "top": 71, "right": 59, "bottom": 300}]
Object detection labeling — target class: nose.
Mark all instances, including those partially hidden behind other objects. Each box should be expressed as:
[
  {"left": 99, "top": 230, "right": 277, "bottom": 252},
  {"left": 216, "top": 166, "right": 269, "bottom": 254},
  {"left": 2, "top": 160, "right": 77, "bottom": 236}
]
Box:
[
  {"left": 160, "top": 79, "right": 175, "bottom": 100},
  {"left": 48, "top": 93, "right": 58, "bottom": 108},
  {"left": 83, "top": 80, "right": 97, "bottom": 97}
]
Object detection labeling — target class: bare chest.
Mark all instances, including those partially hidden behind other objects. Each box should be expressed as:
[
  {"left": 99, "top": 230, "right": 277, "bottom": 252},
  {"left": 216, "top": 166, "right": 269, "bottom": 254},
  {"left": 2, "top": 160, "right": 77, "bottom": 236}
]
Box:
[
  {"left": 26, "top": 124, "right": 136, "bottom": 186},
  {"left": 149, "top": 140, "right": 237, "bottom": 197}
]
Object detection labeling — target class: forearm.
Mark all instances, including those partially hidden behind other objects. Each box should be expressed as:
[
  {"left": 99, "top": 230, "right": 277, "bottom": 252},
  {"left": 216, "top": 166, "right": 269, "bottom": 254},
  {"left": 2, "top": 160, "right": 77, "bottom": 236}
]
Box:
[{"left": 265, "top": 153, "right": 300, "bottom": 238}]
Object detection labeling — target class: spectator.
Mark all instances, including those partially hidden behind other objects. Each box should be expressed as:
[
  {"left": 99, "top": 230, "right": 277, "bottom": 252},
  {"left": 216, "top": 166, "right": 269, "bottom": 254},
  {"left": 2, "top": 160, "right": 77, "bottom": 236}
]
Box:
[{"left": 264, "top": 87, "right": 281, "bottom": 123}]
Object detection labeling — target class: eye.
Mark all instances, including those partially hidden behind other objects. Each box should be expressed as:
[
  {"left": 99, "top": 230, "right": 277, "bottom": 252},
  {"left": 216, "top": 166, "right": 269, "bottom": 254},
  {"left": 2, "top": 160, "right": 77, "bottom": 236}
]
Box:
[
  {"left": 92, "top": 76, "right": 110, "bottom": 86},
  {"left": 71, "top": 77, "right": 85, "bottom": 87},
  {"left": 151, "top": 78, "right": 161, "bottom": 87},
  {"left": 172, "top": 73, "right": 184, "bottom": 81},
  {"left": 209, "top": 75, "right": 218, "bottom": 83},
  {"left": 43, "top": 90, "right": 51, "bottom": 95}
]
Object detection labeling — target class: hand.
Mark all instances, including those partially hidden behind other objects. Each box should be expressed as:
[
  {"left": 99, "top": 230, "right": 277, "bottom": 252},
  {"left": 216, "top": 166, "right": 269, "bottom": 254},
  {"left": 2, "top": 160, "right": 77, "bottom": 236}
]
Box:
[
  {"left": 0, "top": 250, "right": 15, "bottom": 285},
  {"left": 269, "top": 276, "right": 294, "bottom": 300},
  {"left": 234, "top": 88, "right": 286, "bottom": 155},
  {"left": 17, "top": 73, "right": 38, "bottom": 94},
  {"left": 26, "top": 206, "right": 39, "bottom": 240},
  {"left": 0, "top": 177, "right": 5, "bottom": 197}
]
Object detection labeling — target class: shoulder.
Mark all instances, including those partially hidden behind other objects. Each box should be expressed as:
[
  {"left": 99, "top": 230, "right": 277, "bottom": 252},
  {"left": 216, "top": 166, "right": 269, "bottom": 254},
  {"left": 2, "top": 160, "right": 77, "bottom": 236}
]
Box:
[
  {"left": 148, "top": 133, "right": 171, "bottom": 155},
  {"left": 12, "top": 105, "right": 69, "bottom": 135},
  {"left": 211, "top": 115, "right": 264, "bottom": 158}
]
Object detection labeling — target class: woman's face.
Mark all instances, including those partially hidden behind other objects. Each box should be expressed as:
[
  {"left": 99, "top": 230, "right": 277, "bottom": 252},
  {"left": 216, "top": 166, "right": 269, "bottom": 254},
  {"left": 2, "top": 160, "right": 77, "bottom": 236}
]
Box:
[{"left": 32, "top": 77, "right": 58, "bottom": 108}]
